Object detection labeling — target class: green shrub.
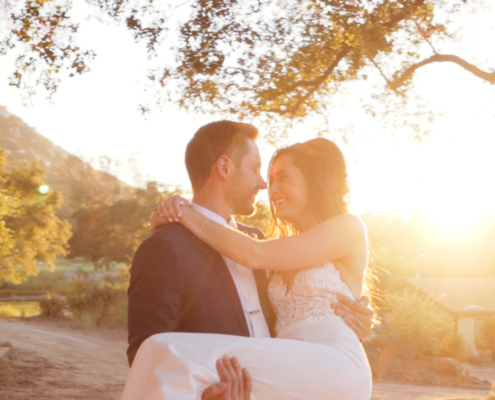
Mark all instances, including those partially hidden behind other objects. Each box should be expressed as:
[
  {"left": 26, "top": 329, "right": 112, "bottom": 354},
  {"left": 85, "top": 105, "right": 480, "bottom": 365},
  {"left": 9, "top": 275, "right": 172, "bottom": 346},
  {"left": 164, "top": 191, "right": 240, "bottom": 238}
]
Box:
[
  {"left": 107, "top": 297, "right": 128, "bottom": 327},
  {"left": 441, "top": 333, "right": 466, "bottom": 361},
  {"left": 477, "top": 316, "right": 495, "bottom": 362},
  {"left": 387, "top": 291, "right": 464, "bottom": 360},
  {"left": 75, "top": 267, "right": 89, "bottom": 280},
  {"left": 67, "top": 282, "right": 123, "bottom": 326},
  {"left": 1, "top": 270, "right": 70, "bottom": 296},
  {"left": 39, "top": 293, "right": 67, "bottom": 317},
  {"left": 0, "top": 281, "right": 16, "bottom": 290}
]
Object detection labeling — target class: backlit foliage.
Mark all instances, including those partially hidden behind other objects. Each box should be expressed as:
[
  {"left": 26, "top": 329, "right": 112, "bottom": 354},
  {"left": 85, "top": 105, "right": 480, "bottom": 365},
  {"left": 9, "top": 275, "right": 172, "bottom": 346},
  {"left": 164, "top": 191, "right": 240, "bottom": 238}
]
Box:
[
  {"left": 0, "top": 149, "right": 71, "bottom": 283},
  {"left": 2, "top": 1, "right": 493, "bottom": 128}
]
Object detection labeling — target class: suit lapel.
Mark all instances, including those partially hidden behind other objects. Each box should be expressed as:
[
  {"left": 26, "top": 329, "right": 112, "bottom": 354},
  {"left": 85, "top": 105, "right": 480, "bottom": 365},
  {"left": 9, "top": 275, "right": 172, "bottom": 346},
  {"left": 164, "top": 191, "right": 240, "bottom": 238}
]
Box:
[{"left": 193, "top": 237, "right": 250, "bottom": 337}]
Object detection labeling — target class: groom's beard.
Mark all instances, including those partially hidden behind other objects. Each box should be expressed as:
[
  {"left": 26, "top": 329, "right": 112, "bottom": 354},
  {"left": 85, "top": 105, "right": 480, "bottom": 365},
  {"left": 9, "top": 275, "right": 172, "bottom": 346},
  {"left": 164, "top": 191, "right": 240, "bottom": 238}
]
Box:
[
  {"left": 227, "top": 174, "right": 258, "bottom": 216},
  {"left": 228, "top": 189, "right": 257, "bottom": 216}
]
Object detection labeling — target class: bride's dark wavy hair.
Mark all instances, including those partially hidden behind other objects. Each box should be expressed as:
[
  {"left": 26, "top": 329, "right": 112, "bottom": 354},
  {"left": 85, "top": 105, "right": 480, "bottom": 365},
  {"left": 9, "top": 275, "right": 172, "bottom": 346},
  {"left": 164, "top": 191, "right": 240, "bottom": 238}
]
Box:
[
  {"left": 267, "top": 137, "right": 350, "bottom": 238},
  {"left": 267, "top": 138, "right": 375, "bottom": 303}
]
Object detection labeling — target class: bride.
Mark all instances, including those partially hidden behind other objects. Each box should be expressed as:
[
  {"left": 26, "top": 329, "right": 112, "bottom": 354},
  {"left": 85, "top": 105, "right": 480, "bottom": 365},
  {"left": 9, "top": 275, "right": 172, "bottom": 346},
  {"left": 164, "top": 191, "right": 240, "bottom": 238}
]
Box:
[{"left": 123, "top": 138, "right": 372, "bottom": 399}]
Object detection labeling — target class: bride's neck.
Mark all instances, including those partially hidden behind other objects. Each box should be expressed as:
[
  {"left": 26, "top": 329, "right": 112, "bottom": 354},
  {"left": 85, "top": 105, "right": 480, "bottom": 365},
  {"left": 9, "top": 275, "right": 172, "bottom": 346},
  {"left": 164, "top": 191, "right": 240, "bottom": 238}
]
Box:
[{"left": 294, "top": 216, "right": 319, "bottom": 233}]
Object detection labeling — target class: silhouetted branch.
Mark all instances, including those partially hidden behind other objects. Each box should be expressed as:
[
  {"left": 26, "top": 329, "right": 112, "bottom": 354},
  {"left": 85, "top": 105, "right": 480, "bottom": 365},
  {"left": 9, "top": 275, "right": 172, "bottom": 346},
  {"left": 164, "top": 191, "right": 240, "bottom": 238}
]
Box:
[{"left": 389, "top": 54, "right": 495, "bottom": 90}]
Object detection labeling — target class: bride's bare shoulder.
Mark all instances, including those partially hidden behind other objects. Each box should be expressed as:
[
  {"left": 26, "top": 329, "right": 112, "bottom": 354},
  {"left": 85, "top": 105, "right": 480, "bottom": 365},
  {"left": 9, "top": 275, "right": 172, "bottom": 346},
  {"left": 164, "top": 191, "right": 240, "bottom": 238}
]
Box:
[{"left": 322, "top": 213, "right": 366, "bottom": 236}]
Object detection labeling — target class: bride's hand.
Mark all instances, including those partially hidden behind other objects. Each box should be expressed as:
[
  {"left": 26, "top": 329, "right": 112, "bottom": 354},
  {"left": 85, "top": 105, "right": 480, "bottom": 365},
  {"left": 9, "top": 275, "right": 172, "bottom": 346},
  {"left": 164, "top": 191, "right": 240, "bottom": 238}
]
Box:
[{"left": 150, "top": 195, "right": 190, "bottom": 232}]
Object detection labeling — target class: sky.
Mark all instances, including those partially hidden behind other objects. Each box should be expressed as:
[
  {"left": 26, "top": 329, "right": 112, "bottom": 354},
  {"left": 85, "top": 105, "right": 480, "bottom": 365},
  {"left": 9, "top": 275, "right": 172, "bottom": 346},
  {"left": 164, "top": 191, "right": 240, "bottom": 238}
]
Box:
[{"left": 1, "top": 1, "right": 495, "bottom": 230}]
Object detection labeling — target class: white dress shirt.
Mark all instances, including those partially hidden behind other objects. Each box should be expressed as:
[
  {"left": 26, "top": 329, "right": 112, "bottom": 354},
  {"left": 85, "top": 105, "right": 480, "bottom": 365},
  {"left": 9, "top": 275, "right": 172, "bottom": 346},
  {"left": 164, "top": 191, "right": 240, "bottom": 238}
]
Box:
[{"left": 191, "top": 203, "right": 271, "bottom": 338}]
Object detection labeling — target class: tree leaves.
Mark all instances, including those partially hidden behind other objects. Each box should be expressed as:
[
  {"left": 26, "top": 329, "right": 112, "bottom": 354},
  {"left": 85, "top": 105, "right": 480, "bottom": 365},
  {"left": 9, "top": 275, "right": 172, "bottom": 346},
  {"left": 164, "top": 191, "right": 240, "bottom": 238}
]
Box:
[
  {"left": 0, "top": 149, "right": 71, "bottom": 284},
  {"left": 2, "top": 0, "right": 494, "bottom": 133},
  {"left": 68, "top": 181, "right": 181, "bottom": 270},
  {"left": 1, "top": 0, "right": 96, "bottom": 102}
]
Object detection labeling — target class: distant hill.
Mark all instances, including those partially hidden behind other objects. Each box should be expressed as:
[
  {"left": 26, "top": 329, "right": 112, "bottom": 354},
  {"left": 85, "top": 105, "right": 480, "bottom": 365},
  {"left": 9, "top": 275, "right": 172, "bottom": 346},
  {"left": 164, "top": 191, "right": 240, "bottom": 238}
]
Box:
[{"left": 0, "top": 105, "right": 129, "bottom": 218}]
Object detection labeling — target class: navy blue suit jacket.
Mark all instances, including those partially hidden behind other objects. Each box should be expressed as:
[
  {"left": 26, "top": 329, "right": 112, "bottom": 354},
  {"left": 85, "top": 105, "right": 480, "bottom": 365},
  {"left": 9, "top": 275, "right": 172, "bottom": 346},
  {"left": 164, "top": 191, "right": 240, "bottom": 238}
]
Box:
[{"left": 127, "top": 223, "right": 275, "bottom": 366}]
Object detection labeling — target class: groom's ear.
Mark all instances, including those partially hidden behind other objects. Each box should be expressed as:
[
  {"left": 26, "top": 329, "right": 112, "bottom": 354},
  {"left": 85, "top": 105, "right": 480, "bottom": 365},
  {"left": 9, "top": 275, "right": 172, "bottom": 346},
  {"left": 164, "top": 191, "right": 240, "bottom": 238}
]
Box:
[{"left": 215, "top": 155, "right": 234, "bottom": 180}]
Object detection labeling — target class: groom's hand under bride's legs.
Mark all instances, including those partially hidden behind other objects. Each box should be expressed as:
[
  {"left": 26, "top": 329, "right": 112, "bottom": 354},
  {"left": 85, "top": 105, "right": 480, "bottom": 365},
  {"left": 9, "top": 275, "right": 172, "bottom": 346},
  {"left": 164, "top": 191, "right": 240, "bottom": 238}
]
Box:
[{"left": 201, "top": 356, "right": 252, "bottom": 400}]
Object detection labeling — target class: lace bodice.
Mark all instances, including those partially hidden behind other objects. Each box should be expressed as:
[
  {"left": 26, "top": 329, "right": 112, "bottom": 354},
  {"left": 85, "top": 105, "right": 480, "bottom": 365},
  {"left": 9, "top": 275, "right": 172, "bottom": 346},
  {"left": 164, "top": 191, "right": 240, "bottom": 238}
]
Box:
[{"left": 268, "top": 263, "right": 355, "bottom": 336}]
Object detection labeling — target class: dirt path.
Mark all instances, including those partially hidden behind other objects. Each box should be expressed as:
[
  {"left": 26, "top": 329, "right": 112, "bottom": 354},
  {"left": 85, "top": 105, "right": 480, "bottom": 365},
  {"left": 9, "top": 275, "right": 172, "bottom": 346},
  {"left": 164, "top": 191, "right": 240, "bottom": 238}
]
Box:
[
  {"left": 371, "top": 382, "right": 491, "bottom": 400},
  {"left": 0, "top": 318, "right": 492, "bottom": 399},
  {"left": 0, "top": 318, "right": 128, "bottom": 400}
]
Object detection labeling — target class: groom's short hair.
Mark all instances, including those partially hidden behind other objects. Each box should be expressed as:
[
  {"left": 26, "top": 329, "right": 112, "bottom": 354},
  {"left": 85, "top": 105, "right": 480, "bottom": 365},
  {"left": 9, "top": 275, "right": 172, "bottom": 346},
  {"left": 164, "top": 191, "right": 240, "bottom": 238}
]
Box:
[{"left": 186, "top": 120, "right": 259, "bottom": 191}]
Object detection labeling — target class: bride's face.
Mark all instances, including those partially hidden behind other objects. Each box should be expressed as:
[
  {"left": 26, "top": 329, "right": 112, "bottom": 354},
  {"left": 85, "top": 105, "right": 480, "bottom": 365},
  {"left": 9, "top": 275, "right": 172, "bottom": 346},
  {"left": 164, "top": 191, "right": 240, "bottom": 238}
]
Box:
[{"left": 269, "top": 154, "right": 315, "bottom": 230}]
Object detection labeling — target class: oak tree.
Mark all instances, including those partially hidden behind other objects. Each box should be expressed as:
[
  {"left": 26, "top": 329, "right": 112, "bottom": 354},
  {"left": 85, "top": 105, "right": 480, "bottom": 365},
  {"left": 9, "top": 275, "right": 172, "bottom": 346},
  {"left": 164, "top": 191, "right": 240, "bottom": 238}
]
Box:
[
  {"left": 2, "top": 0, "right": 494, "bottom": 128},
  {"left": 68, "top": 181, "right": 180, "bottom": 269},
  {"left": 0, "top": 149, "right": 71, "bottom": 283}
]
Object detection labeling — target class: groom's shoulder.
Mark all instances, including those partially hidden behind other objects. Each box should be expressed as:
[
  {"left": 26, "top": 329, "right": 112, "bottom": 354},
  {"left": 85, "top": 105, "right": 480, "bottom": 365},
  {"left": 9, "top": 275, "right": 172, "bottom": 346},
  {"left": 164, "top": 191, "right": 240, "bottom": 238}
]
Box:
[
  {"left": 137, "top": 224, "right": 196, "bottom": 252},
  {"left": 147, "top": 224, "right": 196, "bottom": 243},
  {"left": 236, "top": 222, "right": 265, "bottom": 240}
]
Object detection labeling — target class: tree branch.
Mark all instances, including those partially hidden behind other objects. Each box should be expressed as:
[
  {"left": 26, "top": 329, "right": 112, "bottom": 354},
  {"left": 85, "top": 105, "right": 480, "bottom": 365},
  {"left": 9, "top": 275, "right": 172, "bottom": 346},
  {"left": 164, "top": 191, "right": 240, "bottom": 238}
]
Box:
[
  {"left": 370, "top": 58, "right": 393, "bottom": 87},
  {"left": 288, "top": 46, "right": 351, "bottom": 117},
  {"left": 283, "top": 0, "right": 428, "bottom": 117},
  {"left": 389, "top": 54, "right": 495, "bottom": 91},
  {"left": 413, "top": 21, "right": 437, "bottom": 54}
]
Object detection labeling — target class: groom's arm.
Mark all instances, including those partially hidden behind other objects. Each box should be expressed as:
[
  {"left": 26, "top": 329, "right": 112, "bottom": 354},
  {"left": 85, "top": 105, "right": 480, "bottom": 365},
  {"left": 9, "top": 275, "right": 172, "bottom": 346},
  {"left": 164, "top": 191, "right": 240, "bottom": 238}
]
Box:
[
  {"left": 127, "top": 233, "right": 183, "bottom": 366},
  {"left": 332, "top": 295, "right": 375, "bottom": 340}
]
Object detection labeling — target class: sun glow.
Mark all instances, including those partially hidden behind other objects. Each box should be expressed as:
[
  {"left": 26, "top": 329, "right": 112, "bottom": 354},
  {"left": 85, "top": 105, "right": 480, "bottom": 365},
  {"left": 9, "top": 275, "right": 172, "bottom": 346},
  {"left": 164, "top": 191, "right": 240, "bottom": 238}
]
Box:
[
  {"left": 347, "top": 106, "right": 495, "bottom": 234},
  {"left": 415, "top": 117, "right": 495, "bottom": 231},
  {"left": 426, "top": 202, "right": 484, "bottom": 232},
  {"left": 0, "top": 0, "right": 494, "bottom": 237}
]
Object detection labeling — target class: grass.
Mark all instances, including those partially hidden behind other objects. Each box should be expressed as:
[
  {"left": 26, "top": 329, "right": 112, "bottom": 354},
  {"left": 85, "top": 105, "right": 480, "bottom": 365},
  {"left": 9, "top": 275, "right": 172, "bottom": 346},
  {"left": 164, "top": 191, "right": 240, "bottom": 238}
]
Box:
[
  {"left": 0, "top": 258, "right": 129, "bottom": 328},
  {"left": 0, "top": 302, "right": 41, "bottom": 318},
  {"left": 0, "top": 258, "right": 127, "bottom": 297},
  {"left": 50, "top": 258, "right": 125, "bottom": 272}
]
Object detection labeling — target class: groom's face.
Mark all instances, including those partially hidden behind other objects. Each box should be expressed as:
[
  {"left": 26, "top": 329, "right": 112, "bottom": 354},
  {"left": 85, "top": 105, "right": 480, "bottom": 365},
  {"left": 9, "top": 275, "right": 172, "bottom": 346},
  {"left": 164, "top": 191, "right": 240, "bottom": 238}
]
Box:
[{"left": 226, "top": 139, "right": 267, "bottom": 216}]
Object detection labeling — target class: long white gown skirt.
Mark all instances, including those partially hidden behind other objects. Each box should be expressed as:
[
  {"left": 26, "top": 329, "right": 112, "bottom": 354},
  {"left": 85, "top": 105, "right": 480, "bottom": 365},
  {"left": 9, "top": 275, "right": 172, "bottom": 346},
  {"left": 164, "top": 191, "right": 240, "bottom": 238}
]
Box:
[{"left": 121, "top": 315, "right": 372, "bottom": 400}]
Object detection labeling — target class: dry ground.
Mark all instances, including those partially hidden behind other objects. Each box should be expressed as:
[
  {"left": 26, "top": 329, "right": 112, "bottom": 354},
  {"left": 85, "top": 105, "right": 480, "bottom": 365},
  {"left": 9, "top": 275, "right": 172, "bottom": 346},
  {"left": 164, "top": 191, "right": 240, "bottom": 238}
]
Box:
[
  {"left": 0, "top": 318, "right": 128, "bottom": 400},
  {"left": 0, "top": 318, "right": 492, "bottom": 399},
  {"left": 371, "top": 382, "right": 491, "bottom": 400}
]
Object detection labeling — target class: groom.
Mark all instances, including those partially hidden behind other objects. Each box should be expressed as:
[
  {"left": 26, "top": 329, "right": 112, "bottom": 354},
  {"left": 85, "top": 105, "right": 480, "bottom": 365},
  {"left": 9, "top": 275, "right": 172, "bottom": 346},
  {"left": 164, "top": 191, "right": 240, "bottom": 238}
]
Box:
[{"left": 127, "top": 121, "right": 373, "bottom": 394}]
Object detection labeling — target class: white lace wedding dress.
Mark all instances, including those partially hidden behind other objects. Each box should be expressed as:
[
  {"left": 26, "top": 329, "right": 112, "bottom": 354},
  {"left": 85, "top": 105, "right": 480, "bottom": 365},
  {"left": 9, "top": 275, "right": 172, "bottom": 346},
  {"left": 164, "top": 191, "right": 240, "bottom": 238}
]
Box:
[{"left": 121, "top": 263, "right": 372, "bottom": 399}]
